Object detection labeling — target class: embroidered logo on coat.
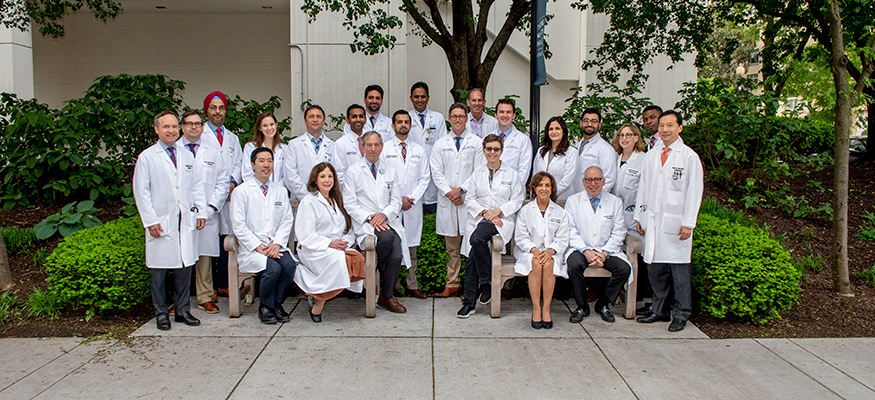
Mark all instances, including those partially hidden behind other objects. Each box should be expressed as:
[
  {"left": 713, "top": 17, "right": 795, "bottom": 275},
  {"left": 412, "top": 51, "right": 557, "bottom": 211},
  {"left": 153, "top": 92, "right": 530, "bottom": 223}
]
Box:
[{"left": 672, "top": 167, "right": 684, "bottom": 180}]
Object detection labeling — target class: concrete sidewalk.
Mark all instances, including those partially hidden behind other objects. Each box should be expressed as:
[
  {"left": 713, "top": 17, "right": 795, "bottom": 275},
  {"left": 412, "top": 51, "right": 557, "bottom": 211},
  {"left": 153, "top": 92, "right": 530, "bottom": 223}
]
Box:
[{"left": 1, "top": 298, "right": 874, "bottom": 399}]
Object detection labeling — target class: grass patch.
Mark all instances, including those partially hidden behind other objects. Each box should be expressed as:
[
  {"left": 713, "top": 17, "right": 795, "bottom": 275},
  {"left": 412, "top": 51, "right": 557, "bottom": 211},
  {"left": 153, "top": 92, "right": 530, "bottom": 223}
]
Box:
[
  {"left": 0, "top": 292, "right": 18, "bottom": 325},
  {"left": 25, "top": 288, "right": 65, "bottom": 321},
  {"left": 1, "top": 226, "right": 37, "bottom": 254}
]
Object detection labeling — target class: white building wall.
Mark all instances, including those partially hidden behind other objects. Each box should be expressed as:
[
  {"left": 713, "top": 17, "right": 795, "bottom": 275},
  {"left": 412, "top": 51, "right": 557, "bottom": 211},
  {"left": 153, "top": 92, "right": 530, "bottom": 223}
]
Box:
[
  {"left": 0, "top": 25, "right": 35, "bottom": 99},
  {"left": 31, "top": 12, "right": 292, "bottom": 133}
]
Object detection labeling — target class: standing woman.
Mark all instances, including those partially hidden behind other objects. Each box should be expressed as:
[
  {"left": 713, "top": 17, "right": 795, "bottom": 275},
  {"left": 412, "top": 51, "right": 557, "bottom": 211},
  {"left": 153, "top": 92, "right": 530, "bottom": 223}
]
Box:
[
  {"left": 294, "top": 162, "right": 364, "bottom": 323},
  {"left": 243, "top": 112, "right": 288, "bottom": 187},
  {"left": 513, "top": 172, "right": 569, "bottom": 329},
  {"left": 532, "top": 117, "right": 577, "bottom": 201},
  {"left": 610, "top": 123, "right": 646, "bottom": 241}
]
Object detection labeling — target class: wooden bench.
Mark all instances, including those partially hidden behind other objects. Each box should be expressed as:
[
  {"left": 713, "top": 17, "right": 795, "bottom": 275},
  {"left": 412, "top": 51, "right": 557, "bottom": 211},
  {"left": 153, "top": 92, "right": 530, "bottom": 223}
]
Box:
[{"left": 489, "top": 234, "right": 643, "bottom": 319}]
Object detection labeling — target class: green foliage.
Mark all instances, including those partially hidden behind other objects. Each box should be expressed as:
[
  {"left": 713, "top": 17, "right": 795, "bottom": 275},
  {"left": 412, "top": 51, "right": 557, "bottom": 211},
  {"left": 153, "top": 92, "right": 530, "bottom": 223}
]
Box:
[
  {"left": 456, "top": 92, "right": 531, "bottom": 133},
  {"left": 1, "top": 226, "right": 37, "bottom": 254},
  {"left": 32, "top": 247, "right": 49, "bottom": 267},
  {"left": 1, "top": 0, "right": 123, "bottom": 38},
  {"left": 25, "top": 287, "right": 65, "bottom": 321},
  {"left": 698, "top": 198, "right": 755, "bottom": 227},
  {"left": 857, "top": 265, "right": 875, "bottom": 288},
  {"left": 224, "top": 95, "right": 292, "bottom": 146},
  {"left": 34, "top": 201, "right": 102, "bottom": 240},
  {"left": 856, "top": 207, "right": 875, "bottom": 241},
  {"left": 562, "top": 84, "right": 653, "bottom": 144},
  {"left": 692, "top": 213, "right": 801, "bottom": 324},
  {"left": 0, "top": 292, "right": 17, "bottom": 325},
  {"left": 415, "top": 214, "right": 451, "bottom": 292},
  {"left": 46, "top": 217, "right": 150, "bottom": 315},
  {"left": 119, "top": 184, "right": 138, "bottom": 218}
]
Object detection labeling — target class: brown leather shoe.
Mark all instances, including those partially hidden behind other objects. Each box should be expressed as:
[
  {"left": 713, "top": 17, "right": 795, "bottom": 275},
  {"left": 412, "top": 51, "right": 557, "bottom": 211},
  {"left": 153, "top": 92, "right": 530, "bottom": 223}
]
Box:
[
  {"left": 217, "top": 288, "right": 229, "bottom": 297},
  {"left": 168, "top": 304, "right": 175, "bottom": 316},
  {"left": 377, "top": 296, "right": 407, "bottom": 313},
  {"left": 198, "top": 302, "right": 220, "bottom": 314},
  {"left": 434, "top": 286, "right": 461, "bottom": 298},
  {"left": 409, "top": 289, "right": 427, "bottom": 299},
  {"left": 211, "top": 290, "right": 218, "bottom": 303}
]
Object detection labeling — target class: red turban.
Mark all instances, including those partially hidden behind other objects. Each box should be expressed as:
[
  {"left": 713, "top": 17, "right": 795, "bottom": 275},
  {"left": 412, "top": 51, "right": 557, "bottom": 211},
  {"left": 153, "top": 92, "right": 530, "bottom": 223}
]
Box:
[{"left": 203, "top": 91, "right": 228, "bottom": 111}]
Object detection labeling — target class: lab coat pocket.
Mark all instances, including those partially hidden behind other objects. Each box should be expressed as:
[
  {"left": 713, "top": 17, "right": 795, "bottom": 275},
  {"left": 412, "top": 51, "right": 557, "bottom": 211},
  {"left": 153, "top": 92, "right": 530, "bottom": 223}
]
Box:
[
  {"left": 624, "top": 169, "right": 640, "bottom": 191},
  {"left": 660, "top": 214, "right": 683, "bottom": 235},
  {"left": 669, "top": 167, "right": 686, "bottom": 191}
]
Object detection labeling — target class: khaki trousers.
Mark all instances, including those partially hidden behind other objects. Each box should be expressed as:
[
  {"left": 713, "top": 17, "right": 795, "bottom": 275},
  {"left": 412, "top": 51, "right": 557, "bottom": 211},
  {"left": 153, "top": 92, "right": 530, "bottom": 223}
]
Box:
[
  {"left": 195, "top": 255, "right": 213, "bottom": 305},
  {"left": 444, "top": 235, "right": 462, "bottom": 288},
  {"left": 405, "top": 247, "right": 420, "bottom": 290}
]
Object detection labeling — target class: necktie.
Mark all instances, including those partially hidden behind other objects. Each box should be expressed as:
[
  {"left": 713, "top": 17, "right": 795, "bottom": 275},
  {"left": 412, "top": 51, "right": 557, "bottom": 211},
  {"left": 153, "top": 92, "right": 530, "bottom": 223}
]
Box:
[
  {"left": 168, "top": 146, "right": 177, "bottom": 168},
  {"left": 261, "top": 184, "right": 268, "bottom": 196},
  {"left": 401, "top": 142, "right": 407, "bottom": 163},
  {"left": 661, "top": 146, "right": 670, "bottom": 166},
  {"left": 370, "top": 116, "right": 376, "bottom": 127},
  {"left": 454, "top": 136, "right": 461, "bottom": 151},
  {"left": 419, "top": 113, "right": 426, "bottom": 127},
  {"left": 591, "top": 196, "right": 599, "bottom": 212},
  {"left": 311, "top": 136, "right": 323, "bottom": 154},
  {"left": 500, "top": 132, "right": 506, "bottom": 142},
  {"left": 216, "top": 127, "right": 224, "bottom": 146},
  {"left": 580, "top": 139, "right": 587, "bottom": 153},
  {"left": 357, "top": 136, "right": 364, "bottom": 156},
  {"left": 187, "top": 143, "right": 197, "bottom": 157},
  {"left": 370, "top": 163, "right": 377, "bottom": 179},
  {"left": 649, "top": 135, "right": 657, "bottom": 149}
]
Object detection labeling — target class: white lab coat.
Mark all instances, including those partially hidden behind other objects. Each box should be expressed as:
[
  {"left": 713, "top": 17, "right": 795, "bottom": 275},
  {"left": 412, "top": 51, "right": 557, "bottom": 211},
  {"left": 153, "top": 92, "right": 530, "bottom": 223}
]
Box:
[
  {"left": 230, "top": 179, "right": 295, "bottom": 274},
  {"left": 572, "top": 135, "right": 618, "bottom": 195},
  {"left": 429, "top": 131, "right": 482, "bottom": 236},
  {"left": 178, "top": 138, "right": 229, "bottom": 257},
  {"left": 513, "top": 200, "right": 570, "bottom": 278},
  {"left": 634, "top": 137, "right": 704, "bottom": 264},
  {"left": 342, "top": 158, "right": 412, "bottom": 268},
  {"left": 202, "top": 124, "right": 243, "bottom": 236},
  {"left": 293, "top": 192, "right": 363, "bottom": 294},
  {"left": 332, "top": 132, "right": 364, "bottom": 183},
  {"left": 408, "top": 108, "right": 447, "bottom": 205},
  {"left": 533, "top": 145, "right": 579, "bottom": 200},
  {"left": 283, "top": 133, "right": 336, "bottom": 201},
  {"left": 484, "top": 127, "right": 534, "bottom": 184},
  {"left": 460, "top": 162, "right": 525, "bottom": 256},
  {"left": 564, "top": 191, "right": 632, "bottom": 283},
  {"left": 242, "top": 142, "right": 288, "bottom": 188},
  {"left": 382, "top": 137, "right": 430, "bottom": 246},
  {"left": 133, "top": 142, "right": 206, "bottom": 269},
  {"left": 363, "top": 112, "right": 395, "bottom": 143},
  {"left": 611, "top": 151, "right": 646, "bottom": 243},
  {"left": 466, "top": 113, "right": 498, "bottom": 138}
]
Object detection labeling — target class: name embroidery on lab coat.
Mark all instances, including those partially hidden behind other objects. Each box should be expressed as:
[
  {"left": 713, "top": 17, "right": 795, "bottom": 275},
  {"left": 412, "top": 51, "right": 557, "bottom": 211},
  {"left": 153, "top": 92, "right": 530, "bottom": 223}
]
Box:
[
  {"left": 627, "top": 169, "right": 640, "bottom": 176},
  {"left": 548, "top": 217, "right": 562, "bottom": 224},
  {"left": 274, "top": 202, "right": 283, "bottom": 207},
  {"left": 604, "top": 214, "right": 613, "bottom": 220},
  {"left": 500, "top": 180, "right": 512, "bottom": 187}
]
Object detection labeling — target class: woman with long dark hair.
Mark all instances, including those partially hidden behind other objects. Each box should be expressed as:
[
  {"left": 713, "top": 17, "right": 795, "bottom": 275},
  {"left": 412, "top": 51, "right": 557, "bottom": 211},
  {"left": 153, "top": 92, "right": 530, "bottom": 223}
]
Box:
[{"left": 532, "top": 116, "right": 578, "bottom": 200}]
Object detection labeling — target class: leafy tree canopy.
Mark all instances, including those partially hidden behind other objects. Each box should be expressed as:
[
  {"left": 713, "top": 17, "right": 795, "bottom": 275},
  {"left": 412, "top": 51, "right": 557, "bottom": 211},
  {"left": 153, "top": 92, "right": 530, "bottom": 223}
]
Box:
[{"left": 1, "top": 0, "right": 122, "bottom": 38}]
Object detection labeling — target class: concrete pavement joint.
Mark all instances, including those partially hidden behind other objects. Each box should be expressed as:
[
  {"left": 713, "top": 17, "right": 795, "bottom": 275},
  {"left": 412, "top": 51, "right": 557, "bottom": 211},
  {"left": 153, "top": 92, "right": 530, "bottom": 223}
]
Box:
[
  {"left": 27, "top": 341, "right": 117, "bottom": 400},
  {"left": 588, "top": 335, "right": 642, "bottom": 400},
  {"left": 752, "top": 340, "right": 848, "bottom": 399},
  {"left": 787, "top": 339, "right": 875, "bottom": 394},
  {"left": 0, "top": 341, "right": 82, "bottom": 398},
  {"left": 430, "top": 298, "right": 436, "bottom": 400}
]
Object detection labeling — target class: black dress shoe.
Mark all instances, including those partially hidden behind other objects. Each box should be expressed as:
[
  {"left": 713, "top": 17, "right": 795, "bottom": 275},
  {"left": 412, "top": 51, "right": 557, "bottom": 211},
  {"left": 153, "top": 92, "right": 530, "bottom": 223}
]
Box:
[
  {"left": 174, "top": 312, "right": 201, "bottom": 326},
  {"left": 457, "top": 304, "right": 476, "bottom": 318},
  {"left": 637, "top": 314, "right": 671, "bottom": 323},
  {"left": 569, "top": 306, "right": 590, "bottom": 323},
  {"left": 309, "top": 309, "right": 322, "bottom": 323},
  {"left": 259, "top": 306, "right": 278, "bottom": 325},
  {"left": 596, "top": 305, "right": 615, "bottom": 323},
  {"left": 478, "top": 284, "right": 491, "bottom": 305},
  {"left": 668, "top": 319, "right": 687, "bottom": 332},
  {"left": 156, "top": 314, "right": 171, "bottom": 331},
  {"left": 532, "top": 319, "right": 543, "bottom": 329},
  {"left": 275, "top": 304, "right": 291, "bottom": 323},
  {"left": 542, "top": 320, "right": 553, "bottom": 329},
  {"left": 636, "top": 304, "right": 653, "bottom": 317}
]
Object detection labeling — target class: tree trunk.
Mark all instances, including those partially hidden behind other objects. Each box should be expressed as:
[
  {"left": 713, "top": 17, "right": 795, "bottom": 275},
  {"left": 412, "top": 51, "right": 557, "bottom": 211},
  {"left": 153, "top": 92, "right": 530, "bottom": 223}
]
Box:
[
  {"left": 827, "top": 1, "right": 853, "bottom": 296},
  {"left": 865, "top": 92, "right": 873, "bottom": 161},
  {"left": 0, "top": 231, "right": 13, "bottom": 292}
]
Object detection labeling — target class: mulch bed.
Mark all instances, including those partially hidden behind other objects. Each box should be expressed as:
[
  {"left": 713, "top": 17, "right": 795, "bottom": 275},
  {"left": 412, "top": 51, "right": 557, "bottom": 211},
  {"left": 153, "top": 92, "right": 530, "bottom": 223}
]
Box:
[{"left": 2, "top": 163, "right": 875, "bottom": 338}]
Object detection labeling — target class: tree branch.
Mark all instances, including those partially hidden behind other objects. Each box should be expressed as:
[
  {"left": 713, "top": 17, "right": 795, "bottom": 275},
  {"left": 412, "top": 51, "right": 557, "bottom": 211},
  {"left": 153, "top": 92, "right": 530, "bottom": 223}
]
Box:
[
  {"left": 478, "top": 0, "right": 529, "bottom": 83},
  {"left": 404, "top": 0, "right": 451, "bottom": 49},
  {"left": 730, "top": 0, "right": 826, "bottom": 48}
]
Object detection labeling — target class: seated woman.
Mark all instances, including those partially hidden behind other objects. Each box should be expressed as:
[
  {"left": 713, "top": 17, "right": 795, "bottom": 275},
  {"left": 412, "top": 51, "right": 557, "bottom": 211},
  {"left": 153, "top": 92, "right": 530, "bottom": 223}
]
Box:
[
  {"left": 532, "top": 117, "right": 577, "bottom": 201},
  {"left": 293, "top": 162, "right": 364, "bottom": 323},
  {"left": 457, "top": 134, "right": 525, "bottom": 318},
  {"left": 242, "top": 111, "right": 288, "bottom": 186},
  {"left": 514, "top": 172, "right": 570, "bottom": 329}
]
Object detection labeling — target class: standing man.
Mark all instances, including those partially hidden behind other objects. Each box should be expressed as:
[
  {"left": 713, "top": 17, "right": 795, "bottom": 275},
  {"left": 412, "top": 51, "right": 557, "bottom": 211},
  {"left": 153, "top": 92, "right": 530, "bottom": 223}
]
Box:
[
  {"left": 641, "top": 105, "right": 663, "bottom": 150},
  {"left": 285, "top": 105, "right": 336, "bottom": 202},
  {"left": 383, "top": 110, "right": 430, "bottom": 299},
  {"left": 333, "top": 104, "right": 368, "bottom": 182},
  {"left": 572, "top": 108, "right": 617, "bottom": 195},
  {"left": 179, "top": 110, "right": 229, "bottom": 314},
  {"left": 343, "top": 131, "right": 409, "bottom": 313},
  {"left": 635, "top": 110, "right": 703, "bottom": 332},
  {"left": 201, "top": 91, "right": 243, "bottom": 302},
  {"left": 408, "top": 81, "right": 447, "bottom": 214},
  {"left": 231, "top": 148, "right": 297, "bottom": 325},
  {"left": 430, "top": 103, "right": 482, "bottom": 298},
  {"left": 565, "top": 166, "right": 632, "bottom": 324},
  {"left": 133, "top": 111, "right": 206, "bottom": 331},
  {"left": 362, "top": 84, "right": 395, "bottom": 142},
  {"left": 487, "top": 98, "right": 533, "bottom": 183},
  {"left": 466, "top": 88, "right": 498, "bottom": 138}
]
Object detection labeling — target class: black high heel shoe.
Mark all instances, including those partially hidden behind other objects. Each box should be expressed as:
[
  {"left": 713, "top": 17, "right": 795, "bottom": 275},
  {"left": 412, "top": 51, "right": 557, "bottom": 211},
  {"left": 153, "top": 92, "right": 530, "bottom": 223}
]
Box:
[
  {"left": 310, "top": 309, "right": 322, "bottom": 323},
  {"left": 542, "top": 320, "right": 553, "bottom": 329},
  {"left": 532, "top": 313, "right": 543, "bottom": 329}
]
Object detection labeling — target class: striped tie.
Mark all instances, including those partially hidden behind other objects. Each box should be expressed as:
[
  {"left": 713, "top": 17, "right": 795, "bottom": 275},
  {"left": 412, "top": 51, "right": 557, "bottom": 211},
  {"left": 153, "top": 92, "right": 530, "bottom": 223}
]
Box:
[
  {"left": 401, "top": 142, "right": 407, "bottom": 163},
  {"left": 261, "top": 184, "right": 268, "bottom": 196}
]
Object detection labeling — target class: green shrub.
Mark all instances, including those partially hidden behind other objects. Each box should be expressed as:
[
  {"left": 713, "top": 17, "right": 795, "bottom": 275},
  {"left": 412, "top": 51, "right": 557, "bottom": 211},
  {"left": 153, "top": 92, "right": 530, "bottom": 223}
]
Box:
[
  {"left": 34, "top": 201, "right": 102, "bottom": 240},
  {"left": 225, "top": 95, "right": 292, "bottom": 146},
  {"left": 856, "top": 227, "right": 875, "bottom": 241},
  {"left": 698, "top": 198, "right": 756, "bottom": 227},
  {"left": 857, "top": 265, "right": 875, "bottom": 288},
  {"left": 31, "top": 246, "right": 49, "bottom": 267},
  {"left": 25, "top": 287, "right": 65, "bottom": 321},
  {"left": 46, "top": 216, "right": 149, "bottom": 316},
  {"left": 1, "top": 226, "right": 37, "bottom": 254},
  {"left": 692, "top": 213, "right": 801, "bottom": 323},
  {"left": 415, "top": 214, "right": 451, "bottom": 292},
  {"left": 0, "top": 292, "right": 17, "bottom": 325}
]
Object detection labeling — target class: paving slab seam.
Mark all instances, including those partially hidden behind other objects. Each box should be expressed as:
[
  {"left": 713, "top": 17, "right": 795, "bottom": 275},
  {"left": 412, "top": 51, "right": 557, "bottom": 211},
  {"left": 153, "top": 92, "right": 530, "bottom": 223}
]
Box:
[
  {"left": 587, "top": 336, "right": 642, "bottom": 400},
  {"left": 13, "top": 340, "right": 115, "bottom": 400},
  {"left": 431, "top": 298, "right": 436, "bottom": 400},
  {"left": 0, "top": 340, "right": 89, "bottom": 397},
  {"left": 751, "top": 340, "right": 853, "bottom": 399},
  {"left": 223, "top": 332, "right": 278, "bottom": 399},
  {"left": 784, "top": 339, "right": 875, "bottom": 394}
]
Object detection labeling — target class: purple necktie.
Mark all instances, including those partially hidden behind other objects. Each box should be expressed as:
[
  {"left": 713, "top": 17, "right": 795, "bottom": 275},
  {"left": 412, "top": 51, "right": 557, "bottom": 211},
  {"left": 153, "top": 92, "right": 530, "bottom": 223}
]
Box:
[
  {"left": 168, "top": 146, "right": 177, "bottom": 168},
  {"left": 187, "top": 143, "right": 197, "bottom": 157}
]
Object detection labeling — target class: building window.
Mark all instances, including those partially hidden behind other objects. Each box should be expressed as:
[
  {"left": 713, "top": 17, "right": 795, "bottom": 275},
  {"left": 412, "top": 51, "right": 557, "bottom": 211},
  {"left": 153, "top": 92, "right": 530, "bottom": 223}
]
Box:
[
  {"left": 746, "top": 73, "right": 759, "bottom": 84},
  {"left": 749, "top": 50, "right": 760, "bottom": 65}
]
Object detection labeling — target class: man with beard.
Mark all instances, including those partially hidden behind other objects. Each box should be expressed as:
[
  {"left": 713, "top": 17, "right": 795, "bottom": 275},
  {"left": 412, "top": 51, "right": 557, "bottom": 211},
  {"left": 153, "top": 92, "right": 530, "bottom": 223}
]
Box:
[
  {"left": 571, "top": 108, "right": 617, "bottom": 195},
  {"left": 362, "top": 84, "right": 394, "bottom": 142},
  {"left": 333, "top": 104, "right": 368, "bottom": 182}
]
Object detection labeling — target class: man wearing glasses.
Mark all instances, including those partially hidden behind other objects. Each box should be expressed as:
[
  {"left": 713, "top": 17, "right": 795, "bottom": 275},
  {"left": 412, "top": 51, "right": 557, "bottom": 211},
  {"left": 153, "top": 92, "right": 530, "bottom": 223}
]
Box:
[
  {"left": 572, "top": 108, "right": 617, "bottom": 195},
  {"left": 565, "top": 166, "right": 631, "bottom": 324}
]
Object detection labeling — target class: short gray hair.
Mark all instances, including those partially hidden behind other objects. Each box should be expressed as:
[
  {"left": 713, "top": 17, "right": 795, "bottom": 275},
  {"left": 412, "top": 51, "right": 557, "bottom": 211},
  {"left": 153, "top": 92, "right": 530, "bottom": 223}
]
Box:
[
  {"left": 153, "top": 110, "right": 178, "bottom": 127},
  {"left": 361, "top": 130, "right": 382, "bottom": 144}
]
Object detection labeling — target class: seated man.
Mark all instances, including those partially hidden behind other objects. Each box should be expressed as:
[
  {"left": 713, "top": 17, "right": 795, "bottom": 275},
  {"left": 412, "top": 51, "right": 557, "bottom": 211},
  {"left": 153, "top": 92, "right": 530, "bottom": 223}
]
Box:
[
  {"left": 565, "top": 166, "right": 631, "bottom": 323},
  {"left": 231, "top": 148, "right": 297, "bottom": 325},
  {"left": 342, "top": 131, "right": 410, "bottom": 313}
]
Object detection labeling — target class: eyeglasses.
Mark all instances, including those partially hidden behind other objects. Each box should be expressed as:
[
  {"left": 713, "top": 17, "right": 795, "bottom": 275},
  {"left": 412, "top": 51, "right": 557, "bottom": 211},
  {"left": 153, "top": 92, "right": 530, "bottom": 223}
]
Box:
[
  {"left": 581, "top": 119, "right": 601, "bottom": 125},
  {"left": 484, "top": 146, "right": 502, "bottom": 152},
  {"left": 617, "top": 133, "right": 637, "bottom": 139},
  {"left": 449, "top": 115, "right": 467, "bottom": 120},
  {"left": 182, "top": 121, "right": 204, "bottom": 127},
  {"left": 584, "top": 177, "right": 604, "bottom": 183},
  {"left": 208, "top": 105, "right": 226, "bottom": 111}
]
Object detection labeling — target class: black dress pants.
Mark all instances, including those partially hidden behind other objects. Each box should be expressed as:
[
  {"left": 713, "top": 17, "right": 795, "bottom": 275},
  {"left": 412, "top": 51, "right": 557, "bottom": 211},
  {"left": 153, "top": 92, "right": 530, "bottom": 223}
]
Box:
[
  {"left": 151, "top": 266, "right": 193, "bottom": 317},
  {"left": 375, "top": 227, "right": 403, "bottom": 299},
  {"left": 566, "top": 251, "right": 630, "bottom": 311},
  {"left": 463, "top": 221, "right": 498, "bottom": 307}
]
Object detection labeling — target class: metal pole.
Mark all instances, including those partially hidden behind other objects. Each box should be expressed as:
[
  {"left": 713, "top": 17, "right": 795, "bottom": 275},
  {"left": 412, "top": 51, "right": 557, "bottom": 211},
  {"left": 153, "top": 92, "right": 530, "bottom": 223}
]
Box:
[{"left": 529, "top": 0, "right": 540, "bottom": 185}]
